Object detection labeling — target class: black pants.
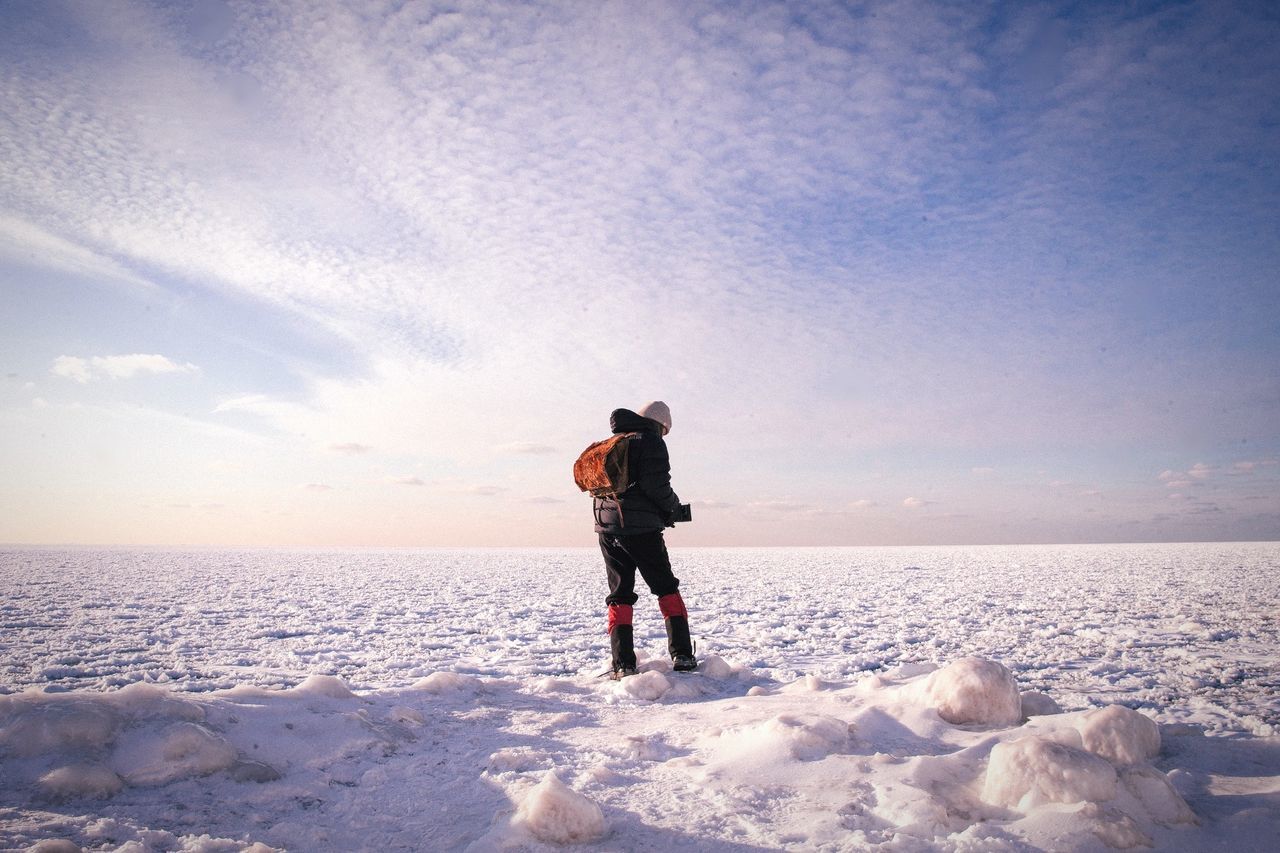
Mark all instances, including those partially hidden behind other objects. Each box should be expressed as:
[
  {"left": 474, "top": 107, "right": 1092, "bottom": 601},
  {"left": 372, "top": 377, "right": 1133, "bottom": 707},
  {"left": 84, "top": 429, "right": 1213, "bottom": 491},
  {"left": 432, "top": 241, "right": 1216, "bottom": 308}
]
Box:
[{"left": 600, "top": 531, "right": 680, "bottom": 606}]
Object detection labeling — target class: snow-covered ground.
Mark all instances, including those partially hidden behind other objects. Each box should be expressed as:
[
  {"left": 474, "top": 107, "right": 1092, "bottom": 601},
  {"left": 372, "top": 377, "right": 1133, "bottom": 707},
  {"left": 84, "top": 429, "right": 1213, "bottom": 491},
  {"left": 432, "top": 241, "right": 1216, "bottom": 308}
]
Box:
[{"left": 1, "top": 543, "right": 1277, "bottom": 851}]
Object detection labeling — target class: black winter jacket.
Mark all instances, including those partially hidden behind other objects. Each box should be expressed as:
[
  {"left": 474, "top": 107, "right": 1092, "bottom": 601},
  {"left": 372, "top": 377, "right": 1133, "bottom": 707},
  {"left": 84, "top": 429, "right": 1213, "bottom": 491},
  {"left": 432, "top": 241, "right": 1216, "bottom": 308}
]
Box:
[{"left": 592, "top": 408, "right": 682, "bottom": 535}]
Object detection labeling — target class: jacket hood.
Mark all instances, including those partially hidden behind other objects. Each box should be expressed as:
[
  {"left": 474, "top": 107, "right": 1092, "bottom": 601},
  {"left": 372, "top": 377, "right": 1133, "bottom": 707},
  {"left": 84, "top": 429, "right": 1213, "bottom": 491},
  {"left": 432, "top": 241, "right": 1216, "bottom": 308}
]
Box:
[{"left": 610, "top": 408, "right": 663, "bottom": 434}]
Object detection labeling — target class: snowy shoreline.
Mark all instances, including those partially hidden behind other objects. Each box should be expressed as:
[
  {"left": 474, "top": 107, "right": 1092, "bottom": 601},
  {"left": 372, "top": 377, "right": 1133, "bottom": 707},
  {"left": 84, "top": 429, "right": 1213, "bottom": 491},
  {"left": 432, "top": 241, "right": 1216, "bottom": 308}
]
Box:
[{"left": 2, "top": 543, "right": 1278, "bottom": 850}]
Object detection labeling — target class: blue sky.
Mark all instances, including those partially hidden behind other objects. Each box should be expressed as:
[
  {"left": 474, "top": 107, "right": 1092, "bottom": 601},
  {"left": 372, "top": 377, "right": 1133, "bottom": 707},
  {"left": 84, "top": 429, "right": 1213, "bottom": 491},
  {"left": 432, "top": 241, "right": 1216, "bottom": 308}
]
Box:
[{"left": 1, "top": 0, "right": 1277, "bottom": 546}]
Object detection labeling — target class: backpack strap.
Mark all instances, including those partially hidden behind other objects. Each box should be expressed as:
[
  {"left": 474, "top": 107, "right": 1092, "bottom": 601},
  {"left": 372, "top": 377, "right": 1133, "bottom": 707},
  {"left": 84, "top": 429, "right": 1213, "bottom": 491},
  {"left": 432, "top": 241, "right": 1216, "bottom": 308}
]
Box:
[{"left": 612, "top": 431, "right": 643, "bottom": 527}]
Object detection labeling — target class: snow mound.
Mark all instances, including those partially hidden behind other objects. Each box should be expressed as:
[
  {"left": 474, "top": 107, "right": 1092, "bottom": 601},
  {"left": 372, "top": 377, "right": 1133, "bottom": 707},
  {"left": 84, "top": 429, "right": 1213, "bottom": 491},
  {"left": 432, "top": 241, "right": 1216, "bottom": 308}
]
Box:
[
  {"left": 783, "top": 673, "right": 830, "bottom": 693},
  {"left": 412, "top": 671, "right": 480, "bottom": 693},
  {"left": 924, "top": 657, "right": 1021, "bottom": 726},
  {"left": 0, "top": 683, "right": 209, "bottom": 759},
  {"left": 698, "top": 655, "right": 734, "bottom": 678},
  {"left": 514, "top": 770, "right": 607, "bottom": 844},
  {"left": 529, "top": 676, "right": 577, "bottom": 694},
  {"left": 982, "top": 734, "right": 1118, "bottom": 810},
  {"left": 38, "top": 763, "right": 123, "bottom": 799},
  {"left": 740, "top": 713, "right": 851, "bottom": 761},
  {"left": 110, "top": 721, "right": 238, "bottom": 786},
  {"left": 1121, "top": 764, "right": 1197, "bottom": 825},
  {"left": 109, "top": 682, "right": 205, "bottom": 719},
  {"left": 289, "top": 675, "right": 356, "bottom": 699},
  {"left": 1076, "top": 705, "right": 1161, "bottom": 765},
  {"left": 487, "top": 748, "right": 544, "bottom": 773},
  {"left": 0, "top": 699, "right": 119, "bottom": 756},
  {"left": 1080, "top": 803, "right": 1152, "bottom": 849},
  {"left": 1020, "top": 690, "right": 1062, "bottom": 717},
  {"left": 28, "top": 842, "right": 81, "bottom": 853},
  {"left": 620, "top": 670, "right": 671, "bottom": 701}
]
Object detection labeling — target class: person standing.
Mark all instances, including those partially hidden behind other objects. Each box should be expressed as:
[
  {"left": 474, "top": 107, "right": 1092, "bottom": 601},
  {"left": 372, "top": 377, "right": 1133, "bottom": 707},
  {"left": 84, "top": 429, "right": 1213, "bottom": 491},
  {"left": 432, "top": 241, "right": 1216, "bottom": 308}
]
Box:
[{"left": 593, "top": 401, "right": 697, "bottom": 678}]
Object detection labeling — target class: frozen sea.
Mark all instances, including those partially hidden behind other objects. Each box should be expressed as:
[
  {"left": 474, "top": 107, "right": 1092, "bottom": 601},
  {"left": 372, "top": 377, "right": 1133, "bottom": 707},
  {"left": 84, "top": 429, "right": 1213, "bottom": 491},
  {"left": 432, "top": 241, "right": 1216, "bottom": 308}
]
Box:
[{"left": 2, "top": 542, "right": 1278, "bottom": 851}]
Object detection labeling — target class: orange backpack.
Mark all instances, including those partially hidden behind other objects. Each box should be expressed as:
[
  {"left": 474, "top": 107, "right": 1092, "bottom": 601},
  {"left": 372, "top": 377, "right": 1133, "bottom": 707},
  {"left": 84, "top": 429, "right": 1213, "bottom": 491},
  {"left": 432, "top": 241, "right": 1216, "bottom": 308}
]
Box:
[{"left": 573, "top": 433, "right": 638, "bottom": 500}]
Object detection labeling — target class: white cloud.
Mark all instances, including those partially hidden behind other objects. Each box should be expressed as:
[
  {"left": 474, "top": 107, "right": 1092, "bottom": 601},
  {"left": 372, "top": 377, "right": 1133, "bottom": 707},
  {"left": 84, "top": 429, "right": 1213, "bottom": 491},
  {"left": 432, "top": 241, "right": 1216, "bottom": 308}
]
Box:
[
  {"left": 1188, "top": 463, "right": 1213, "bottom": 479},
  {"left": 496, "top": 442, "right": 558, "bottom": 455},
  {"left": 50, "top": 356, "right": 92, "bottom": 383},
  {"left": 51, "top": 354, "right": 198, "bottom": 383},
  {"left": 388, "top": 476, "right": 424, "bottom": 486},
  {"left": 902, "top": 497, "right": 934, "bottom": 509},
  {"left": 851, "top": 499, "right": 878, "bottom": 508},
  {"left": 98, "top": 354, "right": 197, "bottom": 380}
]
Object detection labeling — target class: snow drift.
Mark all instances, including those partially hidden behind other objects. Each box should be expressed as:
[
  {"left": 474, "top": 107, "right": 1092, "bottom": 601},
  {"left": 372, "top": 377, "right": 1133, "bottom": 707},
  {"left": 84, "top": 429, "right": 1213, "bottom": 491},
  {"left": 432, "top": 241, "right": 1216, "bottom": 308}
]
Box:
[
  {"left": 3, "top": 543, "right": 1279, "bottom": 850},
  {"left": 3, "top": 655, "right": 1270, "bottom": 851}
]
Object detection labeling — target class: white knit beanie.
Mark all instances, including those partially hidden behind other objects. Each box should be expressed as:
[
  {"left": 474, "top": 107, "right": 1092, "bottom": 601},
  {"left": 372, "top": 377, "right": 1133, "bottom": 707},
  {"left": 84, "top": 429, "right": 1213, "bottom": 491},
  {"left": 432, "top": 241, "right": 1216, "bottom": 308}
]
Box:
[{"left": 637, "top": 400, "right": 672, "bottom": 434}]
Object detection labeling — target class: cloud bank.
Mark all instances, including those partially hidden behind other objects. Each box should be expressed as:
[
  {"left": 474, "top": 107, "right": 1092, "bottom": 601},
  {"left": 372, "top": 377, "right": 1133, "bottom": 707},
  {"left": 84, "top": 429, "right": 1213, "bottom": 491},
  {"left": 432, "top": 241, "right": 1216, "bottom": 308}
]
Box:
[{"left": 1, "top": 0, "right": 1277, "bottom": 545}]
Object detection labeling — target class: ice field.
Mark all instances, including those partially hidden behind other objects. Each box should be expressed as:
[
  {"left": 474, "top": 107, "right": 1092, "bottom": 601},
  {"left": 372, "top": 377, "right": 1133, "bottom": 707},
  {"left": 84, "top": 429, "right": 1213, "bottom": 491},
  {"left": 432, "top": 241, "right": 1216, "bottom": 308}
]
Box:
[{"left": 1, "top": 542, "right": 1278, "bottom": 851}]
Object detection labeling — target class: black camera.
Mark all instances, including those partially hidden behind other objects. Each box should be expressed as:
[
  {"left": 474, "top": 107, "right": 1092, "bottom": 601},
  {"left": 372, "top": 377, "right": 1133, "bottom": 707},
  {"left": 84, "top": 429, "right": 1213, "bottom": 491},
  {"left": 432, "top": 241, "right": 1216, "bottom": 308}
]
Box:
[{"left": 671, "top": 503, "right": 693, "bottom": 523}]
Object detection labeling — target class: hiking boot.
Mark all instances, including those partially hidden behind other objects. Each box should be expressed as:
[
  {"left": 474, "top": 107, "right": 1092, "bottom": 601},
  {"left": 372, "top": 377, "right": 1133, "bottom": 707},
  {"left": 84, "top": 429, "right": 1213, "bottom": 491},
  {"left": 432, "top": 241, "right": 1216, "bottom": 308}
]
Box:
[
  {"left": 672, "top": 654, "right": 698, "bottom": 672},
  {"left": 664, "top": 615, "right": 696, "bottom": 671},
  {"left": 610, "top": 624, "right": 637, "bottom": 673}
]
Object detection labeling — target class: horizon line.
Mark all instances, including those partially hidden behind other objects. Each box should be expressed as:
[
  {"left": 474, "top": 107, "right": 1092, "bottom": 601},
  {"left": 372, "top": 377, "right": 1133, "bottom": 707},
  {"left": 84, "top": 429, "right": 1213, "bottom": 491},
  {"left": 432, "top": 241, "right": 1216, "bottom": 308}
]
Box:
[{"left": 2, "top": 538, "right": 1277, "bottom": 552}]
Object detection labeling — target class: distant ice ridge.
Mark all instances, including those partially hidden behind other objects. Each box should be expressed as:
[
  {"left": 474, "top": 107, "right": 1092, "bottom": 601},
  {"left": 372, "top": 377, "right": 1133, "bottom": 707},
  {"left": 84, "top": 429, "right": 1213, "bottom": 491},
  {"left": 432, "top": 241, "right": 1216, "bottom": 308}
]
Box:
[{"left": 1, "top": 655, "right": 1275, "bottom": 851}]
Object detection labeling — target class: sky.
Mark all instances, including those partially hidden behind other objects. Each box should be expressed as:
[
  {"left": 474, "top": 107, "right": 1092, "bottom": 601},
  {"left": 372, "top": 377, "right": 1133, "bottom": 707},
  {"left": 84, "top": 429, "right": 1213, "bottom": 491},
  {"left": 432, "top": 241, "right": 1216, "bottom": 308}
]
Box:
[{"left": 1, "top": 0, "right": 1278, "bottom": 547}]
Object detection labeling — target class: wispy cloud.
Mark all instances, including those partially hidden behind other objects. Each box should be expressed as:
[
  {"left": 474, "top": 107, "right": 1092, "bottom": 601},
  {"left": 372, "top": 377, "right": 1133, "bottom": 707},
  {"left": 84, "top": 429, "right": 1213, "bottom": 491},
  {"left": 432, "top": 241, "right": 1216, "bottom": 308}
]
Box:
[
  {"left": 1232, "top": 458, "right": 1280, "bottom": 474},
  {"left": 388, "top": 476, "right": 424, "bottom": 486},
  {"left": 496, "top": 442, "right": 558, "bottom": 455},
  {"left": 749, "top": 500, "right": 812, "bottom": 513},
  {"left": 0, "top": 215, "right": 154, "bottom": 291},
  {"left": 328, "top": 442, "right": 372, "bottom": 455},
  {"left": 213, "top": 394, "right": 271, "bottom": 414}
]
